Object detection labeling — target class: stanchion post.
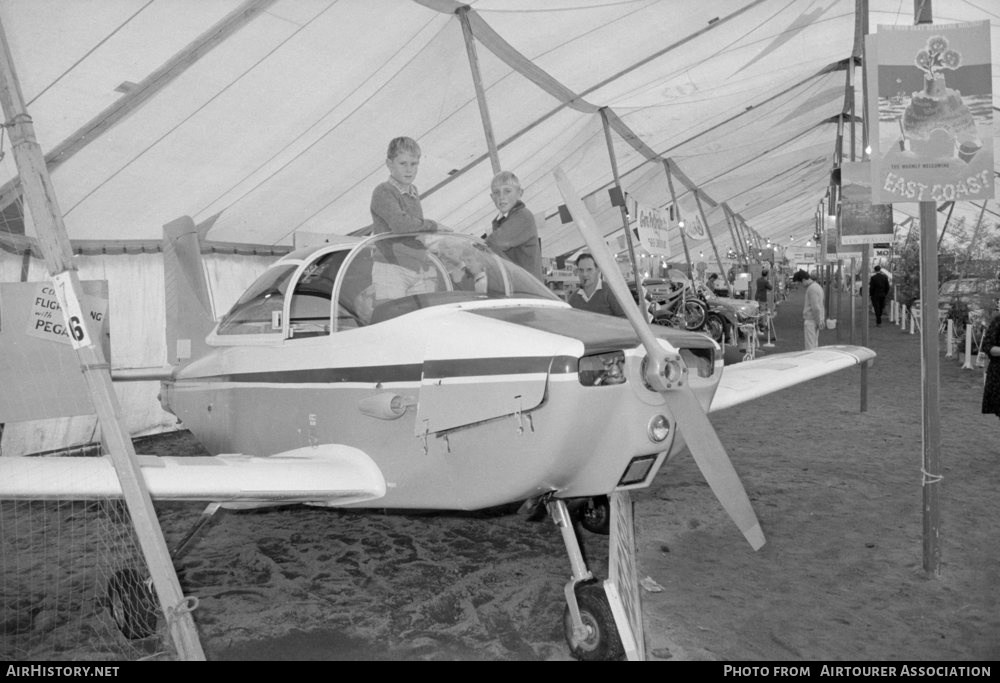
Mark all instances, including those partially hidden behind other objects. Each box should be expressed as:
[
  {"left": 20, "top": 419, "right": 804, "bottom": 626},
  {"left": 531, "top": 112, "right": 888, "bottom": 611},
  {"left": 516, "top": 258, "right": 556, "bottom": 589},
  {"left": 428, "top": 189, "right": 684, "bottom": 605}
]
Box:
[{"left": 962, "top": 324, "right": 974, "bottom": 370}]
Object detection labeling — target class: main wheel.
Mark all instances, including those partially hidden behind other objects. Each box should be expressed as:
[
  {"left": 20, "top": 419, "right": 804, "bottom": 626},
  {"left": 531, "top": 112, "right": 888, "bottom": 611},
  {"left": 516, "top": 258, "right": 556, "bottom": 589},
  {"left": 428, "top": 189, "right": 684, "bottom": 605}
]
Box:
[
  {"left": 577, "top": 495, "right": 610, "bottom": 535},
  {"left": 106, "top": 568, "right": 157, "bottom": 640},
  {"left": 563, "top": 582, "right": 625, "bottom": 661},
  {"left": 703, "top": 312, "right": 726, "bottom": 343}
]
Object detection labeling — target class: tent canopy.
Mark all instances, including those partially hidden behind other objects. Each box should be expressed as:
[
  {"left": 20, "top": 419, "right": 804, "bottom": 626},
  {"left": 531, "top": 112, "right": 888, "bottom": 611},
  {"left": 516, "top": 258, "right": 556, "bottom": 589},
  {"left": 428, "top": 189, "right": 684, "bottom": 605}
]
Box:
[{"left": 0, "top": 0, "right": 997, "bottom": 261}]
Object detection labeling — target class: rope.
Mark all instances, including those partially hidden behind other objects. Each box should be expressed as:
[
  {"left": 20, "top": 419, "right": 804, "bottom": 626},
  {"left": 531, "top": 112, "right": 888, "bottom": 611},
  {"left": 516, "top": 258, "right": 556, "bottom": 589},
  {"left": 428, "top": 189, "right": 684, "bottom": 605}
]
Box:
[{"left": 921, "top": 467, "right": 943, "bottom": 486}]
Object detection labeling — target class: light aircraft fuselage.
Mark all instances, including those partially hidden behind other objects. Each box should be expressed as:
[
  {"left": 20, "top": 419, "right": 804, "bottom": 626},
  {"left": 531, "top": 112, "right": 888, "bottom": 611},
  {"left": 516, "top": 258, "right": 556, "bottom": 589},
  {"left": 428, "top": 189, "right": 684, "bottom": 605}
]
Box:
[{"left": 159, "top": 232, "right": 720, "bottom": 510}]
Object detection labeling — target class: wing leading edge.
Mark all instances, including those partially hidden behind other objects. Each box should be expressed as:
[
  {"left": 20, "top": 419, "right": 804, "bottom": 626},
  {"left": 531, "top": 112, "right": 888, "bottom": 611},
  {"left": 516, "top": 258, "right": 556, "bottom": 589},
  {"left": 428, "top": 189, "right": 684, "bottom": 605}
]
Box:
[
  {"left": 0, "top": 444, "right": 386, "bottom": 506},
  {"left": 709, "top": 345, "right": 876, "bottom": 413}
]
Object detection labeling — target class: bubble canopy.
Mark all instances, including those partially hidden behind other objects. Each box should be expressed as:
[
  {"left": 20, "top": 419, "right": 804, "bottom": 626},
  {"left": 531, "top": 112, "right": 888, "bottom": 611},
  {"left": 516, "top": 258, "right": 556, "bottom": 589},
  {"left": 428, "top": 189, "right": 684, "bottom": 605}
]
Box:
[{"left": 215, "top": 233, "right": 560, "bottom": 338}]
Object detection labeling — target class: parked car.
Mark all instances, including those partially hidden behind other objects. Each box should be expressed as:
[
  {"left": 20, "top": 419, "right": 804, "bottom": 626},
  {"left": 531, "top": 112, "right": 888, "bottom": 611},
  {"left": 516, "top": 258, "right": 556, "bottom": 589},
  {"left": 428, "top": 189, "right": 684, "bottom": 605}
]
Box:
[{"left": 914, "top": 277, "right": 1000, "bottom": 325}]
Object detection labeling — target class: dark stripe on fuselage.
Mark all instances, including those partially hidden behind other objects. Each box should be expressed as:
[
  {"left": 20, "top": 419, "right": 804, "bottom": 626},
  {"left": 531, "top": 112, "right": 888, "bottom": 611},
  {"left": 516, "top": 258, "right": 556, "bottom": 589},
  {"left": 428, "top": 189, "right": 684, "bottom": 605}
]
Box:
[
  {"left": 179, "top": 356, "right": 579, "bottom": 385},
  {"left": 469, "top": 306, "right": 717, "bottom": 354}
]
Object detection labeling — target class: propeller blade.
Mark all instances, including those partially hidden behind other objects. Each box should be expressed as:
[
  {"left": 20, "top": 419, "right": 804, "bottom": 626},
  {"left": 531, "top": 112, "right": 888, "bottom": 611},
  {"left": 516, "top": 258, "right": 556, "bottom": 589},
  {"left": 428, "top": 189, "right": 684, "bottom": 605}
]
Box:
[
  {"left": 553, "top": 166, "right": 765, "bottom": 550},
  {"left": 665, "top": 390, "right": 765, "bottom": 550}
]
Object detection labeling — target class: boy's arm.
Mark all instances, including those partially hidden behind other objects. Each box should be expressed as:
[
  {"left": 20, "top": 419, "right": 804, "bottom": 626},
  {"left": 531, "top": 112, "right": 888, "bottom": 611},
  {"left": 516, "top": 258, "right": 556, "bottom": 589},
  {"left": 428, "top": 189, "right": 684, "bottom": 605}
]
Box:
[
  {"left": 485, "top": 210, "right": 536, "bottom": 250},
  {"left": 371, "top": 184, "right": 437, "bottom": 233}
]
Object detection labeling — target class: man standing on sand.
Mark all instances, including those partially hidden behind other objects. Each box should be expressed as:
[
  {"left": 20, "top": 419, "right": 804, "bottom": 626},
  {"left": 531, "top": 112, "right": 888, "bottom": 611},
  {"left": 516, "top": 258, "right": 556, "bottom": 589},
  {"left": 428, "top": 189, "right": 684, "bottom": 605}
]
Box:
[
  {"left": 869, "top": 264, "right": 890, "bottom": 327},
  {"left": 793, "top": 270, "right": 824, "bottom": 349}
]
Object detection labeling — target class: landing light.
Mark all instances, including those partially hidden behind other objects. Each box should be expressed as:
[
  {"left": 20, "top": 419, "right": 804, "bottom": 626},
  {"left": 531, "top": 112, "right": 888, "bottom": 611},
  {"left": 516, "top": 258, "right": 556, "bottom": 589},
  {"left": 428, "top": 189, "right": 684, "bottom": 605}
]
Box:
[{"left": 647, "top": 414, "right": 670, "bottom": 443}]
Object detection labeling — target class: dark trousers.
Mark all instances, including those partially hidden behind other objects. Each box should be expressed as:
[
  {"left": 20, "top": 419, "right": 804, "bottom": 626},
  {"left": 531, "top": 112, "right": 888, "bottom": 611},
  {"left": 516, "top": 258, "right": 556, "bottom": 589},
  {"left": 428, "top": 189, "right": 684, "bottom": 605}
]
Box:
[{"left": 871, "top": 295, "right": 886, "bottom": 324}]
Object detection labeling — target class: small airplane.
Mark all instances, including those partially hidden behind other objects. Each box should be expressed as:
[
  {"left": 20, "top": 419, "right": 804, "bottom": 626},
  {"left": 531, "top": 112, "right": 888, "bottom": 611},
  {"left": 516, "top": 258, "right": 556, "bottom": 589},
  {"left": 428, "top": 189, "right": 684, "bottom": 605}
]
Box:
[{"left": 0, "top": 170, "right": 875, "bottom": 660}]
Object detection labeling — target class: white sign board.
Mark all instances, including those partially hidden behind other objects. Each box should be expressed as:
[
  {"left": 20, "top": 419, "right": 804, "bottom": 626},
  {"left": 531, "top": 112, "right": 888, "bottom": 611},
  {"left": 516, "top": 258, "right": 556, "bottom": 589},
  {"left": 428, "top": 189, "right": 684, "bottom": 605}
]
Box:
[{"left": 634, "top": 203, "right": 672, "bottom": 257}]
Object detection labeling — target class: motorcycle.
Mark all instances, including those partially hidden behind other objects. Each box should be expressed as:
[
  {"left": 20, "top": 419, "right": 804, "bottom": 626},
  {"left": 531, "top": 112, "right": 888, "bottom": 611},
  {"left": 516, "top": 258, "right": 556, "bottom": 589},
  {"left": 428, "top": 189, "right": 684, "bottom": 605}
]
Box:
[{"left": 647, "top": 279, "right": 708, "bottom": 331}]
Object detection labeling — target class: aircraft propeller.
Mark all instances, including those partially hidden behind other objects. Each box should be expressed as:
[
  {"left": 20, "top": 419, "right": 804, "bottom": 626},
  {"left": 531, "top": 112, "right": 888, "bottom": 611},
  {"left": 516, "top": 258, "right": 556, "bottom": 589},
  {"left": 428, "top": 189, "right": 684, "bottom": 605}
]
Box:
[{"left": 553, "top": 167, "right": 764, "bottom": 550}]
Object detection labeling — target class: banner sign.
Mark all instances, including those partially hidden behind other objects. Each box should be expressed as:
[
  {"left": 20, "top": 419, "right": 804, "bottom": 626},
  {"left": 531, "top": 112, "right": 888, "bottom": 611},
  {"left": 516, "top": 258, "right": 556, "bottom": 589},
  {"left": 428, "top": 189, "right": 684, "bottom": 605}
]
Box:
[
  {"left": 840, "top": 161, "right": 894, "bottom": 245},
  {"left": 866, "top": 21, "right": 994, "bottom": 204},
  {"left": 633, "top": 202, "right": 672, "bottom": 257},
  {"left": 675, "top": 194, "right": 709, "bottom": 241}
]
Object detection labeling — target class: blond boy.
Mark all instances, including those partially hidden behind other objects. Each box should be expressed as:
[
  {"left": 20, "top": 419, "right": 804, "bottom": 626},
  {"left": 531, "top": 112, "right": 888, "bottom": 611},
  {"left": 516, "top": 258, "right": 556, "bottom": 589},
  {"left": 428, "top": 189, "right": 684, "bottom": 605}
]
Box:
[{"left": 485, "top": 171, "right": 543, "bottom": 282}]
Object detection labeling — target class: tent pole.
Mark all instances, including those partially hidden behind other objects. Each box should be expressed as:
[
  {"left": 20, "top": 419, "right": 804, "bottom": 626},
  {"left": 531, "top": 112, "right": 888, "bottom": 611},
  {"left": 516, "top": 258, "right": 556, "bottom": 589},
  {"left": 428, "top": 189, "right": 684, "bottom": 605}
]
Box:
[
  {"left": 962, "top": 201, "right": 989, "bottom": 276},
  {"left": 693, "top": 190, "right": 727, "bottom": 282},
  {"left": 0, "top": 18, "right": 205, "bottom": 661},
  {"left": 663, "top": 159, "right": 695, "bottom": 282},
  {"left": 936, "top": 201, "right": 956, "bottom": 249},
  {"left": 914, "top": 0, "right": 941, "bottom": 577},
  {"left": 600, "top": 109, "right": 645, "bottom": 311},
  {"left": 458, "top": 7, "right": 501, "bottom": 175},
  {"left": 0, "top": 0, "right": 278, "bottom": 214},
  {"left": 723, "top": 204, "right": 750, "bottom": 266},
  {"left": 723, "top": 203, "right": 745, "bottom": 265}
]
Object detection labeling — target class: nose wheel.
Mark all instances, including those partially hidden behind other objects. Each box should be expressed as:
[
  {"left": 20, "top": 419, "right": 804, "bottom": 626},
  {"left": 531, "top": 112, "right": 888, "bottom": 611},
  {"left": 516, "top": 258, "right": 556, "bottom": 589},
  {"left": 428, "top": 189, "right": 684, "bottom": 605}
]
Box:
[{"left": 563, "top": 580, "right": 625, "bottom": 661}]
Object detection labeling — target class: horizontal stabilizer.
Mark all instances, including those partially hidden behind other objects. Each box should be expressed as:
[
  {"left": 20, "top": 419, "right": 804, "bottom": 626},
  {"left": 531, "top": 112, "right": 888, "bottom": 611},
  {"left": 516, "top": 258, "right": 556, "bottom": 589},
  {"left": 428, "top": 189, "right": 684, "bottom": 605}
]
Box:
[
  {"left": 710, "top": 345, "right": 876, "bottom": 413},
  {"left": 0, "top": 444, "right": 386, "bottom": 506}
]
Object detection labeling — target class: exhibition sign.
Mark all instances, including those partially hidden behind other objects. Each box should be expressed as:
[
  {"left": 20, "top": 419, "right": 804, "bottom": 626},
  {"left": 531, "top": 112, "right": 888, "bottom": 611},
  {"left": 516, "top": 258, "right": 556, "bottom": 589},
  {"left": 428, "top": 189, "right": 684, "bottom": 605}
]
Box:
[
  {"left": 633, "top": 201, "right": 673, "bottom": 257},
  {"left": 866, "top": 21, "right": 994, "bottom": 204},
  {"left": 840, "top": 161, "right": 894, "bottom": 245}
]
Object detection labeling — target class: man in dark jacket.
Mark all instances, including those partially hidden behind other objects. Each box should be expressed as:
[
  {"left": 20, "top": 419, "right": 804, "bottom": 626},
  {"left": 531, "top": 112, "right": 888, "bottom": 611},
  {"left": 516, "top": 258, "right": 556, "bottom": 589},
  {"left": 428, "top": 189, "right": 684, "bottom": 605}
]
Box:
[{"left": 869, "top": 264, "right": 890, "bottom": 326}]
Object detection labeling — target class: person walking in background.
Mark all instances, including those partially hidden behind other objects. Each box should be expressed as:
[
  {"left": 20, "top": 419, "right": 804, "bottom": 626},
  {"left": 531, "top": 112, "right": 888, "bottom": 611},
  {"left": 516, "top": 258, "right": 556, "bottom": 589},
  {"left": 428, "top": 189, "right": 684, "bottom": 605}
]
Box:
[
  {"left": 793, "top": 270, "right": 824, "bottom": 349},
  {"left": 981, "top": 312, "right": 1000, "bottom": 422},
  {"left": 869, "top": 264, "right": 890, "bottom": 327},
  {"left": 567, "top": 253, "right": 626, "bottom": 317},
  {"left": 755, "top": 269, "right": 773, "bottom": 310}
]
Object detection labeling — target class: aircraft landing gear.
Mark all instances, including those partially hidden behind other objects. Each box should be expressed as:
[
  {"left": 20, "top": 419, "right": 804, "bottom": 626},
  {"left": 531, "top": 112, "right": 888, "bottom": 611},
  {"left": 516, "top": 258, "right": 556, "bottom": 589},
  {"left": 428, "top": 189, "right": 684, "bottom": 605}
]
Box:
[
  {"left": 563, "top": 581, "right": 624, "bottom": 661},
  {"left": 574, "top": 495, "right": 610, "bottom": 535},
  {"left": 547, "top": 498, "right": 624, "bottom": 661}
]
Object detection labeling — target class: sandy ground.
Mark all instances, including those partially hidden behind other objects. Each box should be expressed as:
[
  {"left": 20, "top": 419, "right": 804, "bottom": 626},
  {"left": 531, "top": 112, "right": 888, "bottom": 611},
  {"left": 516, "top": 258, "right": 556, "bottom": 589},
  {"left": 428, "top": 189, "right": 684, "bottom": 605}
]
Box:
[{"left": 14, "top": 285, "right": 997, "bottom": 662}]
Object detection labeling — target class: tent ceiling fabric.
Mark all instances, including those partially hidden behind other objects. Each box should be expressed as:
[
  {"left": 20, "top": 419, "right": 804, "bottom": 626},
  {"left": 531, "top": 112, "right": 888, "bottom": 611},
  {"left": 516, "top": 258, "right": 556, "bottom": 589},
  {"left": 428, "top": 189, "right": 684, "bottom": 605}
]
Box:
[{"left": 0, "top": 0, "right": 997, "bottom": 259}]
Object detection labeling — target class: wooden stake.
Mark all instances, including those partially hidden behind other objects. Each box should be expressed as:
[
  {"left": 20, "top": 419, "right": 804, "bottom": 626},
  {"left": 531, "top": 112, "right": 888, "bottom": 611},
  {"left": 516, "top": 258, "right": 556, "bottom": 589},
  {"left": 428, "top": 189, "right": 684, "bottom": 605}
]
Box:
[{"left": 0, "top": 18, "right": 205, "bottom": 659}]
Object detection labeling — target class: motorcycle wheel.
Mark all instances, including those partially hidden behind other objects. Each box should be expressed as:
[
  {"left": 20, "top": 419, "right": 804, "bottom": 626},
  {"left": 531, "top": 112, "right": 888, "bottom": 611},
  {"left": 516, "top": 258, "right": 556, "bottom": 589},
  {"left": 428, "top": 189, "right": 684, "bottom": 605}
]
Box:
[
  {"left": 682, "top": 300, "right": 707, "bottom": 330},
  {"left": 704, "top": 312, "right": 726, "bottom": 343}
]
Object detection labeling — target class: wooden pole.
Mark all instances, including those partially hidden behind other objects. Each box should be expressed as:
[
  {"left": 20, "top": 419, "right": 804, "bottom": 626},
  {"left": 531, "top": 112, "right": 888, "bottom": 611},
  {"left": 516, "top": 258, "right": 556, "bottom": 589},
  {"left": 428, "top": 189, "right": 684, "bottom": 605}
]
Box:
[
  {"left": 914, "top": 0, "right": 941, "bottom": 576},
  {"left": 936, "top": 201, "right": 956, "bottom": 250},
  {"left": 693, "top": 190, "right": 727, "bottom": 281},
  {"left": 600, "top": 108, "right": 645, "bottom": 314},
  {"left": 458, "top": 7, "right": 501, "bottom": 175},
  {"left": 663, "top": 159, "right": 695, "bottom": 281},
  {"left": 0, "top": 19, "right": 205, "bottom": 660},
  {"left": 724, "top": 203, "right": 746, "bottom": 264}
]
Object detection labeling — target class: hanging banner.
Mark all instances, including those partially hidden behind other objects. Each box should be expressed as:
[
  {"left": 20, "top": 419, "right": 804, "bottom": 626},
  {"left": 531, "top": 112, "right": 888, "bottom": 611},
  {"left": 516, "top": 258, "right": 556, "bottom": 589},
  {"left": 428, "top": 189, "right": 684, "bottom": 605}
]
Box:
[
  {"left": 675, "top": 194, "right": 709, "bottom": 241},
  {"left": 866, "top": 21, "right": 994, "bottom": 204},
  {"left": 633, "top": 202, "right": 672, "bottom": 257},
  {"left": 840, "top": 161, "right": 894, "bottom": 245}
]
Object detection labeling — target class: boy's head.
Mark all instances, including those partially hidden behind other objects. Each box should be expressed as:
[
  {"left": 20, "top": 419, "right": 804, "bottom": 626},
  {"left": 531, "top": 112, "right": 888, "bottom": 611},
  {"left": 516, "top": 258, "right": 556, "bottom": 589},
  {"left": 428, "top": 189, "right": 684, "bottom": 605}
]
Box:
[
  {"left": 386, "top": 137, "right": 422, "bottom": 187},
  {"left": 490, "top": 171, "right": 523, "bottom": 214}
]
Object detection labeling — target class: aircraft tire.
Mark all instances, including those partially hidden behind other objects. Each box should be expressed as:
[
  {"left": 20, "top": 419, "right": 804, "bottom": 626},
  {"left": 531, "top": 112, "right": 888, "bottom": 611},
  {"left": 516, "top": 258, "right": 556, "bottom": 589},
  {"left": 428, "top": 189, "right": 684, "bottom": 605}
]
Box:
[
  {"left": 563, "top": 582, "right": 625, "bottom": 661},
  {"left": 106, "top": 568, "right": 157, "bottom": 640},
  {"left": 577, "top": 495, "right": 610, "bottom": 535}
]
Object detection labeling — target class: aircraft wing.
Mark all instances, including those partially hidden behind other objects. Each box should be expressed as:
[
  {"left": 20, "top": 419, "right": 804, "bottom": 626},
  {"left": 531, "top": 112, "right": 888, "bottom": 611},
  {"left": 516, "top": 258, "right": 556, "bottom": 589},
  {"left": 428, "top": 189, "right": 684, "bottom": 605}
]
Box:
[
  {"left": 709, "top": 345, "right": 876, "bottom": 413},
  {"left": 0, "top": 444, "right": 385, "bottom": 506}
]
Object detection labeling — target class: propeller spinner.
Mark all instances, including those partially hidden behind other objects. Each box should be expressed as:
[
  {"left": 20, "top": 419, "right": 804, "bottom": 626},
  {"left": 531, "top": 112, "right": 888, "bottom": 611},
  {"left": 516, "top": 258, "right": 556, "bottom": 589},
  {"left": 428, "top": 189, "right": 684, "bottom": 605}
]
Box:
[{"left": 553, "top": 167, "right": 765, "bottom": 550}]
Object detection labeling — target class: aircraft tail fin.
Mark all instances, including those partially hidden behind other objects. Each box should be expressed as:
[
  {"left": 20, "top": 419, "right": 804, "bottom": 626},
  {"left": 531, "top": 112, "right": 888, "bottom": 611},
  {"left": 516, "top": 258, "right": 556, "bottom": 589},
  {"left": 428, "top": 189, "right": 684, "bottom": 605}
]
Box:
[{"left": 163, "top": 216, "right": 215, "bottom": 366}]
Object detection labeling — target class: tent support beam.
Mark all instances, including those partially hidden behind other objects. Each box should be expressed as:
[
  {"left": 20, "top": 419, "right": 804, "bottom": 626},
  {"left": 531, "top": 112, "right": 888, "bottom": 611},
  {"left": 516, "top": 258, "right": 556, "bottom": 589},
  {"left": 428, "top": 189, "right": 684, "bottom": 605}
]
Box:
[
  {"left": 0, "top": 0, "right": 278, "bottom": 213},
  {"left": 693, "top": 190, "right": 726, "bottom": 283},
  {"left": 600, "top": 108, "right": 644, "bottom": 312},
  {"left": 663, "top": 159, "right": 694, "bottom": 281},
  {"left": 0, "top": 19, "right": 205, "bottom": 660},
  {"left": 458, "top": 7, "right": 501, "bottom": 175}
]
